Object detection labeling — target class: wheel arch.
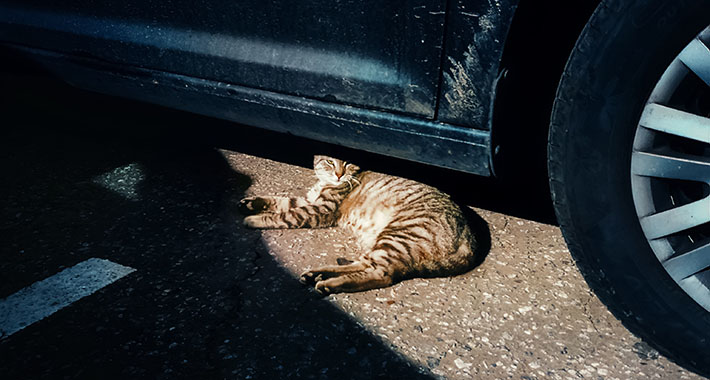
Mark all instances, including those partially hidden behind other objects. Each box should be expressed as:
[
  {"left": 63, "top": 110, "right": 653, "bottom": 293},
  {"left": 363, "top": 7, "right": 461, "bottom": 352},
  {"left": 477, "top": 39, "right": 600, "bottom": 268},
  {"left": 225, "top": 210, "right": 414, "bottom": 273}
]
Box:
[{"left": 489, "top": 0, "right": 600, "bottom": 182}]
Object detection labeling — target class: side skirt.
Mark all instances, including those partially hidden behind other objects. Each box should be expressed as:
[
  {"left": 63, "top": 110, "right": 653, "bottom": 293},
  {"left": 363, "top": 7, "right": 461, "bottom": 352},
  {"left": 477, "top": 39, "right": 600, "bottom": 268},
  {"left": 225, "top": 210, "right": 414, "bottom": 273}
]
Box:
[{"left": 12, "top": 45, "right": 492, "bottom": 176}]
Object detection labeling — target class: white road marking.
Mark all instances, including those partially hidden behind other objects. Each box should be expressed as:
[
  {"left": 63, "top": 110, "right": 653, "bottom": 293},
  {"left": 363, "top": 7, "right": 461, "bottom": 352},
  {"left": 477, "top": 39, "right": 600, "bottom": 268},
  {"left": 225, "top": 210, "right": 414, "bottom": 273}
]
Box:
[{"left": 0, "top": 258, "right": 135, "bottom": 339}]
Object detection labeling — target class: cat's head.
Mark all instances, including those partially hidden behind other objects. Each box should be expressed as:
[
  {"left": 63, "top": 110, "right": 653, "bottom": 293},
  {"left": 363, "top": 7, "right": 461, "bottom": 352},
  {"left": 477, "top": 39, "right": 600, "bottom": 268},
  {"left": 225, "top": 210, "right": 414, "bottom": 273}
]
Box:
[{"left": 313, "top": 155, "right": 360, "bottom": 186}]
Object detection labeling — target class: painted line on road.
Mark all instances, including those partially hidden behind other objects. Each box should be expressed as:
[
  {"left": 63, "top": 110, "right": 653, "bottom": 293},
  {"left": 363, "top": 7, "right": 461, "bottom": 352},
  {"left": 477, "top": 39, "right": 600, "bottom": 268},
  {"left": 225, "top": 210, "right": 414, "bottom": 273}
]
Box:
[{"left": 0, "top": 258, "right": 135, "bottom": 339}]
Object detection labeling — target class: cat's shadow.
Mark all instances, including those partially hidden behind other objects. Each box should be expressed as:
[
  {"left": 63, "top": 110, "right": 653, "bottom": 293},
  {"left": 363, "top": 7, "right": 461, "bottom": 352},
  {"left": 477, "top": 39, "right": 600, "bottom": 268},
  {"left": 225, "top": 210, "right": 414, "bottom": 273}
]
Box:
[{"left": 461, "top": 206, "right": 492, "bottom": 270}]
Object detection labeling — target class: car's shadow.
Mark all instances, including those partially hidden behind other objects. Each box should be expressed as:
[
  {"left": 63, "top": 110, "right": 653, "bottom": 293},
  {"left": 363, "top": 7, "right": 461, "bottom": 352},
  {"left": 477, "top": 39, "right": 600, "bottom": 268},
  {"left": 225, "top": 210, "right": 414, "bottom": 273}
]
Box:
[
  {"left": 0, "top": 71, "right": 436, "bottom": 378},
  {"left": 202, "top": 112, "right": 557, "bottom": 227}
]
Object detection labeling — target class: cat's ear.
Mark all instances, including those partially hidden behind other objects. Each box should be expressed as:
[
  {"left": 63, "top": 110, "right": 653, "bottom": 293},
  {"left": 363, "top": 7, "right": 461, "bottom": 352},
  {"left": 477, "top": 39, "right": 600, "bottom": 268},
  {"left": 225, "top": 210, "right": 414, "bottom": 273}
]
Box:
[
  {"left": 313, "top": 155, "right": 327, "bottom": 167},
  {"left": 346, "top": 163, "right": 360, "bottom": 173}
]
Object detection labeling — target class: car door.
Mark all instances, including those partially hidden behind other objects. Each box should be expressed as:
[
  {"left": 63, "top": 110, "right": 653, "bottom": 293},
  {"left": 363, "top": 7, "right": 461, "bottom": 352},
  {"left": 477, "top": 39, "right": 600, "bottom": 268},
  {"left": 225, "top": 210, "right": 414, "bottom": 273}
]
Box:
[{"left": 0, "top": 0, "right": 446, "bottom": 118}]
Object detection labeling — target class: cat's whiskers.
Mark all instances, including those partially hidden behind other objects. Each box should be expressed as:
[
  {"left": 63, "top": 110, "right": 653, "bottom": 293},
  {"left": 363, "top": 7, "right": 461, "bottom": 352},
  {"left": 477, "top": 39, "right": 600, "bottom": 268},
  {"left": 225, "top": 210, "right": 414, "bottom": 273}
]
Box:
[{"left": 347, "top": 176, "right": 361, "bottom": 190}]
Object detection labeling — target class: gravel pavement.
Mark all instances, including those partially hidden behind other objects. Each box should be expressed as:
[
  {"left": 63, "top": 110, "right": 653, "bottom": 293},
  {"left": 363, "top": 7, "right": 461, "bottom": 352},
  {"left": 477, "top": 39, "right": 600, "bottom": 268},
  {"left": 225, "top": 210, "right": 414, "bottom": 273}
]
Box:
[
  {"left": 0, "top": 71, "right": 706, "bottom": 379},
  {"left": 224, "top": 152, "right": 703, "bottom": 380}
]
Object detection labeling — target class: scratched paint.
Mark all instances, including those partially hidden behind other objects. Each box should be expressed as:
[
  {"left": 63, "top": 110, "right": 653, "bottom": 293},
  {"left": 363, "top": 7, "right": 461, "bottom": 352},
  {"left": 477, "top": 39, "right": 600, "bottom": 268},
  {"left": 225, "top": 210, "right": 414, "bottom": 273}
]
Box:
[
  {"left": 443, "top": 44, "right": 485, "bottom": 124},
  {"left": 437, "top": 0, "right": 517, "bottom": 129}
]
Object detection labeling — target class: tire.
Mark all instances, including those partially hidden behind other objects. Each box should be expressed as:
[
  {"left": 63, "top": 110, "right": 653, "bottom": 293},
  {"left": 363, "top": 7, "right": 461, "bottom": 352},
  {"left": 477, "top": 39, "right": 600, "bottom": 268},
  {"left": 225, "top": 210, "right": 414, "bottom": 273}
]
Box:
[{"left": 549, "top": 0, "right": 710, "bottom": 375}]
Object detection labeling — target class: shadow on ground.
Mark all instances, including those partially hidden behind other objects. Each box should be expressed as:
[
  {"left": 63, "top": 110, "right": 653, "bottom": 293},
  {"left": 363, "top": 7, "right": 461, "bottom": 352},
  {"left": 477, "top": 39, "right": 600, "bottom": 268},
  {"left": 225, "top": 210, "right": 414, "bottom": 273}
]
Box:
[
  {"left": 199, "top": 115, "right": 558, "bottom": 227},
  {"left": 0, "top": 71, "right": 435, "bottom": 378}
]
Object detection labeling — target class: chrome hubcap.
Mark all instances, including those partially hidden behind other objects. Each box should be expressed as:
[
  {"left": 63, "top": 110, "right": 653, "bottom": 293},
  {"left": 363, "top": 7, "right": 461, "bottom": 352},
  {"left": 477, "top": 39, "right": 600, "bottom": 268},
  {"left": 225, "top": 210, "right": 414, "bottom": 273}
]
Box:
[{"left": 631, "top": 27, "right": 710, "bottom": 311}]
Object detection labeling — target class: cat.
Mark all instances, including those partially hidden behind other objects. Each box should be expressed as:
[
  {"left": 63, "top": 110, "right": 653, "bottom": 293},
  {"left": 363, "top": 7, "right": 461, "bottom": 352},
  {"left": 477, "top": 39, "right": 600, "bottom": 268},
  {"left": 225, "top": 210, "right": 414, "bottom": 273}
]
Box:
[{"left": 238, "top": 155, "right": 477, "bottom": 295}]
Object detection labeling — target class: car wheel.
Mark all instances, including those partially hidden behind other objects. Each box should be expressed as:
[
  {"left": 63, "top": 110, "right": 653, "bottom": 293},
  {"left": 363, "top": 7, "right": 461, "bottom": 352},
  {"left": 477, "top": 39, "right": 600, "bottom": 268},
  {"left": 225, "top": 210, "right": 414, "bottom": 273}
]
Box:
[{"left": 549, "top": 0, "right": 710, "bottom": 374}]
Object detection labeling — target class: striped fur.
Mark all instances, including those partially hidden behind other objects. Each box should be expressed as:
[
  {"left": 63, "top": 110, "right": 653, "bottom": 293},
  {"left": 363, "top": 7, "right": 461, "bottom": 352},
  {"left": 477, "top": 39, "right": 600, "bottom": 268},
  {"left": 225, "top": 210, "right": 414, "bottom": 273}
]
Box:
[{"left": 239, "top": 155, "right": 477, "bottom": 294}]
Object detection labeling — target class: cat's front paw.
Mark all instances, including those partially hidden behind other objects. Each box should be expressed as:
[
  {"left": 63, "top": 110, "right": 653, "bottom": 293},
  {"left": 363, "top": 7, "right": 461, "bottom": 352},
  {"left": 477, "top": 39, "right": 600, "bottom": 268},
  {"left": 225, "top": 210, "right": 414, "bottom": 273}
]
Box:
[
  {"left": 299, "top": 270, "right": 318, "bottom": 285},
  {"left": 238, "top": 196, "right": 269, "bottom": 215},
  {"left": 243, "top": 215, "right": 267, "bottom": 228}
]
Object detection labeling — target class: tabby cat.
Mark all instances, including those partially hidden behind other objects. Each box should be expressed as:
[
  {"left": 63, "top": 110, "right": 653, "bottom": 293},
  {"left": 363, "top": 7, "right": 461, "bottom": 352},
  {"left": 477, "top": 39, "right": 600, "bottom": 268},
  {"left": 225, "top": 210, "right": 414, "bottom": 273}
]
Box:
[{"left": 238, "top": 155, "right": 477, "bottom": 295}]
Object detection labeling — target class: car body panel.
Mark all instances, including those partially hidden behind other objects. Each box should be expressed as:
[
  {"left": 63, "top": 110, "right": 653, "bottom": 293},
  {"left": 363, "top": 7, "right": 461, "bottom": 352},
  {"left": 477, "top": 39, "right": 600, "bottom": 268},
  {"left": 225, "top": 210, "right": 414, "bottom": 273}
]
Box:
[
  {"left": 0, "top": 0, "right": 520, "bottom": 175},
  {"left": 0, "top": 1, "right": 447, "bottom": 118}
]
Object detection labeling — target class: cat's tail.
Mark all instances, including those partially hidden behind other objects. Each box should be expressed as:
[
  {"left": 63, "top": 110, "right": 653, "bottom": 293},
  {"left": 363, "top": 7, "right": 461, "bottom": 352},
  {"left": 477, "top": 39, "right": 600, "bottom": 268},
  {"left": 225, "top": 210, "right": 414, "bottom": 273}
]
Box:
[{"left": 451, "top": 224, "right": 478, "bottom": 275}]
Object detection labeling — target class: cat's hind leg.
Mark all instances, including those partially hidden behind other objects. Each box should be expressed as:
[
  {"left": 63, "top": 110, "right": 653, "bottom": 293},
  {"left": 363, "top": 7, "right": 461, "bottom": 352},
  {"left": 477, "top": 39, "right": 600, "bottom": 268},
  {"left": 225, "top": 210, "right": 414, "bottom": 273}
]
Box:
[
  {"left": 299, "top": 261, "right": 369, "bottom": 285},
  {"left": 313, "top": 268, "right": 394, "bottom": 295},
  {"left": 301, "top": 249, "right": 402, "bottom": 294}
]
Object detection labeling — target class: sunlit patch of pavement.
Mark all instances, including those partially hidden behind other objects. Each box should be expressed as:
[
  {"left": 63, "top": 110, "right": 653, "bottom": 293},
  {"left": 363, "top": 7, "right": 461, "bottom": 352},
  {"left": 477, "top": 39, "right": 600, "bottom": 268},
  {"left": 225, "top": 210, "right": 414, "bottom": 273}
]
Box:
[
  {"left": 222, "top": 150, "right": 703, "bottom": 380},
  {"left": 92, "top": 163, "right": 145, "bottom": 201}
]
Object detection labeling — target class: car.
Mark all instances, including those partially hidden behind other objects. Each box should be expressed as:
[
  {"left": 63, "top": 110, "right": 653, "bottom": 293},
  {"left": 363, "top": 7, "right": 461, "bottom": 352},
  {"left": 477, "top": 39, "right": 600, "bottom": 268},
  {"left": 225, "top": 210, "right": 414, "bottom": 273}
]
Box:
[{"left": 1, "top": 0, "right": 708, "bottom": 374}]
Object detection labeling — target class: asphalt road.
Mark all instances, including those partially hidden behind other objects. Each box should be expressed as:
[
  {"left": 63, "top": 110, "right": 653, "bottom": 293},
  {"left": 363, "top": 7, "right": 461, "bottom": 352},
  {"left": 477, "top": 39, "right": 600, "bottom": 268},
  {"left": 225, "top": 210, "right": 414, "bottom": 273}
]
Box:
[{"left": 1, "top": 70, "right": 707, "bottom": 380}]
